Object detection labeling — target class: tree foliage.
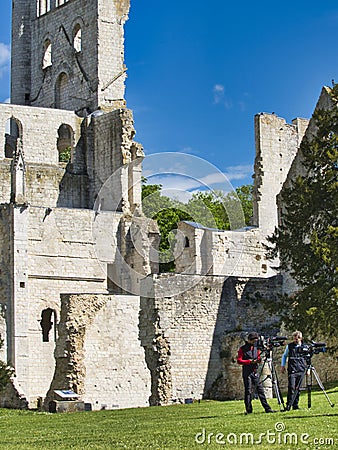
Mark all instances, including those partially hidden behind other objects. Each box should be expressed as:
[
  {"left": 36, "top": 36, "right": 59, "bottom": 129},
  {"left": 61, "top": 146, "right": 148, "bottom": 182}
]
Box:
[
  {"left": 0, "top": 335, "right": 14, "bottom": 391},
  {"left": 267, "top": 86, "right": 338, "bottom": 345},
  {"left": 142, "top": 179, "right": 253, "bottom": 272},
  {"left": 58, "top": 146, "right": 71, "bottom": 163}
]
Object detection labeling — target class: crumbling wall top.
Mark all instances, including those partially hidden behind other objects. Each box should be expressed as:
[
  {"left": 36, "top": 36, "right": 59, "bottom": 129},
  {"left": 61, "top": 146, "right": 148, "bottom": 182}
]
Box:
[{"left": 112, "top": 0, "right": 130, "bottom": 21}]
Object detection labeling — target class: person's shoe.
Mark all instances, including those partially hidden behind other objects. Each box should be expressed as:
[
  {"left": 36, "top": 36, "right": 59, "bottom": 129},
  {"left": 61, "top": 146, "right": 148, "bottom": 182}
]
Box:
[
  {"left": 265, "top": 409, "right": 277, "bottom": 413},
  {"left": 292, "top": 405, "right": 300, "bottom": 410},
  {"left": 245, "top": 411, "right": 252, "bottom": 415}
]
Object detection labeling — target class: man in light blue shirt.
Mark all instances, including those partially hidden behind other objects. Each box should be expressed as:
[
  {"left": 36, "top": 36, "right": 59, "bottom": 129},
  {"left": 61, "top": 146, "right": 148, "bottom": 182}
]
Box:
[{"left": 281, "top": 331, "right": 306, "bottom": 410}]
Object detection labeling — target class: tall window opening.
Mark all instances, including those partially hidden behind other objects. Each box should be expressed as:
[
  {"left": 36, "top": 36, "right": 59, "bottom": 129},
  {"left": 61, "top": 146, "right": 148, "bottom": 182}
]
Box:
[
  {"left": 55, "top": 72, "right": 69, "bottom": 109},
  {"left": 4, "top": 118, "right": 21, "bottom": 159},
  {"left": 40, "top": 308, "right": 56, "bottom": 342},
  {"left": 37, "top": 0, "right": 51, "bottom": 17},
  {"left": 42, "top": 39, "right": 52, "bottom": 69},
  {"left": 57, "top": 124, "right": 73, "bottom": 163},
  {"left": 73, "top": 24, "right": 82, "bottom": 53}
]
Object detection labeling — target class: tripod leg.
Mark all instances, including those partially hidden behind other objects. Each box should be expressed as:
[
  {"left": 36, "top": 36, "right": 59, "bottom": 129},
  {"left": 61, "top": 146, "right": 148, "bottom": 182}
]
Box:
[
  {"left": 268, "top": 360, "right": 285, "bottom": 410},
  {"left": 257, "top": 358, "right": 267, "bottom": 383},
  {"left": 307, "top": 369, "right": 312, "bottom": 409},
  {"left": 257, "top": 358, "right": 269, "bottom": 399},
  {"left": 310, "top": 366, "right": 335, "bottom": 408}
]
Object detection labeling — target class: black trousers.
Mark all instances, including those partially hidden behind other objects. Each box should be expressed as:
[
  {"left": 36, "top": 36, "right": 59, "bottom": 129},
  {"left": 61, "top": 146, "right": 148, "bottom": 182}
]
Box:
[
  {"left": 287, "top": 372, "right": 303, "bottom": 408},
  {"left": 243, "top": 371, "right": 271, "bottom": 413}
]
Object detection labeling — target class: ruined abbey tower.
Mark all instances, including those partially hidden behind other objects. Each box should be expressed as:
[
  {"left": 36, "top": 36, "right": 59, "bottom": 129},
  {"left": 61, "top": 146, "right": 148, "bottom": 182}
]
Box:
[
  {"left": 0, "top": 0, "right": 158, "bottom": 409},
  {"left": 0, "top": 1, "right": 336, "bottom": 410},
  {"left": 12, "top": 0, "right": 130, "bottom": 113}
]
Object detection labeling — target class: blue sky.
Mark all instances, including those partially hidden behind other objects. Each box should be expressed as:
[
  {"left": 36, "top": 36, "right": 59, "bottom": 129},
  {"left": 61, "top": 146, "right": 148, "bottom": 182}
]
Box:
[{"left": 1, "top": 1, "right": 338, "bottom": 190}]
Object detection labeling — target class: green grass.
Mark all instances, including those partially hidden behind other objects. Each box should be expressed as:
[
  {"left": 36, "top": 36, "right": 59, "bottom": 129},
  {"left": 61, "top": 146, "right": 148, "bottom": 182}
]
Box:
[{"left": 0, "top": 387, "right": 338, "bottom": 449}]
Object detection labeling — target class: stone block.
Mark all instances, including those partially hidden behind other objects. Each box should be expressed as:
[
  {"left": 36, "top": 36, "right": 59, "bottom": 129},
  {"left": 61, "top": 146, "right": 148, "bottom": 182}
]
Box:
[{"left": 49, "top": 400, "right": 85, "bottom": 413}]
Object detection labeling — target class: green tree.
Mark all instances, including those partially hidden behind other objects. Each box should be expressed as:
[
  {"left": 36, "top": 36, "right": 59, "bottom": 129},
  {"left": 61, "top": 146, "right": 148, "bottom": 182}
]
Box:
[
  {"left": 267, "top": 85, "right": 338, "bottom": 345},
  {"left": 185, "top": 186, "right": 252, "bottom": 230},
  {"left": 0, "top": 335, "right": 14, "bottom": 391},
  {"left": 186, "top": 191, "right": 230, "bottom": 230},
  {"left": 142, "top": 179, "right": 253, "bottom": 272},
  {"left": 142, "top": 179, "right": 193, "bottom": 271},
  {"left": 234, "top": 184, "right": 253, "bottom": 226}
]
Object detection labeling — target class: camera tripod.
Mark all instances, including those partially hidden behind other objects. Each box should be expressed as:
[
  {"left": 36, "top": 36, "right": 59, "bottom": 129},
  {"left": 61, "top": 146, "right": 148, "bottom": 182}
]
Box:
[
  {"left": 286, "top": 358, "right": 335, "bottom": 410},
  {"left": 257, "top": 348, "right": 286, "bottom": 411}
]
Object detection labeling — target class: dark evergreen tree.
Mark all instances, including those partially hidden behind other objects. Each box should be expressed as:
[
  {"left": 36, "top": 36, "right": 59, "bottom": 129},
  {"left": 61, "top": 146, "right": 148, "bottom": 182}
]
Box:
[{"left": 268, "top": 86, "right": 338, "bottom": 345}]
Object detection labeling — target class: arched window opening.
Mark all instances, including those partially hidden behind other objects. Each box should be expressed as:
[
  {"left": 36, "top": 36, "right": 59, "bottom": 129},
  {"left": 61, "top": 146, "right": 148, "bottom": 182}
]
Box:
[
  {"left": 55, "top": 72, "right": 69, "bottom": 109},
  {"left": 4, "top": 118, "right": 21, "bottom": 159},
  {"left": 57, "top": 124, "right": 73, "bottom": 163},
  {"left": 40, "top": 308, "right": 56, "bottom": 342},
  {"left": 73, "top": 24, "right": 82, "bottom": 53},
  {"left": 184, "top": 236, "right": 190, "bottom": 248},
  {"left": 42, "top": 39, "right": 52, "bottom": 69}
]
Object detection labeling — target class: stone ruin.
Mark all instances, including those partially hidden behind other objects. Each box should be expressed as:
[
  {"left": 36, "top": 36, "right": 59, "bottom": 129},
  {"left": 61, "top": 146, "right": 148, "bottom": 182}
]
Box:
[{"left": 0, "top": 0, "right": 336, "bottom": 410}]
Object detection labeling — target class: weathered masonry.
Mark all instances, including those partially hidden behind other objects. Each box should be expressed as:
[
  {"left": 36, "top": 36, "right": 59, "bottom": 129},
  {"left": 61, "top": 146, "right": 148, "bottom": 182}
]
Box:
[
  {"left": 1, "top": 0, "right": 156, "bottom": 409},
  {"left": 12, "top": 0, "right": 129, "bottom": 114},
  {"left": 0, "top": 0, "right": 336, "bottom": 410}
]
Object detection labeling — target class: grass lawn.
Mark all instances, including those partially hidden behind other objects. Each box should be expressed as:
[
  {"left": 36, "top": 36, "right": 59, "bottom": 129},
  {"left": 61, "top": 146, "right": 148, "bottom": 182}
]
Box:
[{"left": 0, "top": 386, "right": 337, "bottom": 449}]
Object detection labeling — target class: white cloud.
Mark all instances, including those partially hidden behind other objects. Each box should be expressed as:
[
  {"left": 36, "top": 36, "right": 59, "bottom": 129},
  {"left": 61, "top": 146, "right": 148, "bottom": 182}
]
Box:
[
  {"left": 142, "top": 154, "right": 253, "bottom": 205},
  {"left": 212, "top": 83, "right": 233, "bottom": 109},
  {"left": 0, "top": 43, "right": 10, "bottom": 78},
  {"left": 212, "top": 85, "right": 252, "bottom": 111},
  {"left": 213, "top": 84, "right": 224, "bottom": 101},
  {"left": 213, "top": 83, "right": 227, "bottom": 105},
  {"left": 223, "top": 164, "right": 253, "bottom": 181},
  {"left": 0, "top": 43, "right": 10, "bottom": 64},
  {"left": 145, "top": 164, "right": 253, "bottom": 199}
]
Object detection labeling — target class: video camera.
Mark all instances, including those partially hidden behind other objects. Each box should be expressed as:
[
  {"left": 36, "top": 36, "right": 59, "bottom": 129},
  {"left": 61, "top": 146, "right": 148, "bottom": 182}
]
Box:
[
  {"left": 257, "top": 335, "right": 287, "bottom": 352},
  {"left": 299, "top": 341, "right": 326, "bottom": 359}
]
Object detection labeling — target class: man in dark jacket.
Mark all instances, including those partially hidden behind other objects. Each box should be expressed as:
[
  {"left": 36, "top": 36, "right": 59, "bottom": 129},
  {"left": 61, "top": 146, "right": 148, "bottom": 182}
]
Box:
[
  {"left": 281, "top": 330, "right": 306, "bottom": 410},
  {"left": 237, "top": 331, "right": 275, "bottom": 414}
]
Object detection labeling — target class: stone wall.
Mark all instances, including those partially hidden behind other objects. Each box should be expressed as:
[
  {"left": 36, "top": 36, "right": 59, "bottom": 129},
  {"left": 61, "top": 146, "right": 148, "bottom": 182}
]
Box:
[
  {"left": 11, "top": 0, "right": 129, "bottom": 113},
  {"left": 253, "top": 113, "right": 309, "bottom": 236},
  {"left": 1, "top": 204, "right": 115, "bottom": 407},
  {"left": 0, "top": 195, "right": 157, "bottom": 407},
  {"left": 5, "top": 0, "right": 153, "bottom": 410},
  {"left": 140, "top": 274, "right": 283, "bottom": 404},
  {"left": 44, "top": 293, "right": 150, "bottom": 411},
  {"left": 172, "top": 114, "right": 309, "bottom": 288},
  {"left": 0, "top": 104, "right": 81, "bottom": 165},
  {"left": 5, "top": 0, "right": 336, "bottom": 414},
  {"left": 0, "top": 206, "right": 11, "bottom": 363},
  {"left": 86, "top": 108, "right": 141, "bottom": 210},
  {"left": 0, "top": 103, "right": 89, "bottom": 208},
  {"left": 11, "top": 0, "right": 34, "bottom": 107},
  {"left": 140, "top": 273, "right": 338, "bottom": 405},
  {"left": 175, "top": 222, "right": 276, "bottom": 278},
  {"left": 0, "top": 103, "right": 143, "bottom": 212}
]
